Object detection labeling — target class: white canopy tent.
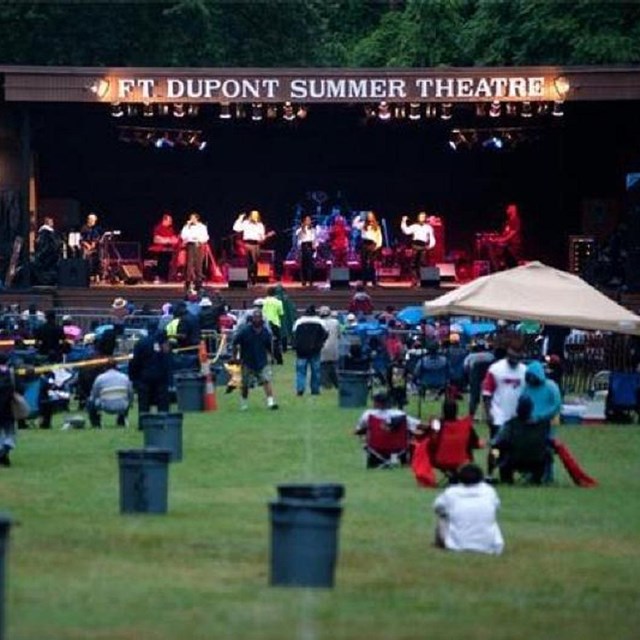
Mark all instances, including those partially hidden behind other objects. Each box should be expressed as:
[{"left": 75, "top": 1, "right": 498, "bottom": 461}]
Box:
[{"left": 423, "top": 261, "right": 640, "bottom": 336}]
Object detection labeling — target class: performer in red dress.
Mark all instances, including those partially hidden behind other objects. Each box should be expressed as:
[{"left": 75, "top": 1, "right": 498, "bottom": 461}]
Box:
[
  {"left": 150, "top": 212, "right": 180, "bottom": 282},
  {"left": 329, "top": 215, "right": 350, "bottom": 267}
]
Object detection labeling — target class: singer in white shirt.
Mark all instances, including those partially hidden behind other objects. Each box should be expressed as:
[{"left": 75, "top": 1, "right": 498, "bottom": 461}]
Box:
[
  {"left": 295, "top": 214, "right": 317, "bottom": 286},
  {"left": 180, "top": 212, "right": 209, "bottom": 291},
  {"left": 233, "top": 210, "right": 266, "bottom": 285},
  {"left": 352, "top": 211, "right": 382, "bottom": 286},
  {"left": 401, "top": 211, "right": 436, "bottom": 284}
]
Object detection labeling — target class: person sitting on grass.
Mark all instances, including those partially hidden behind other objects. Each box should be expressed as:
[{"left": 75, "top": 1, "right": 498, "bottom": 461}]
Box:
[{"left": 433, "top": 462, "right": 504, "bottom": 555}]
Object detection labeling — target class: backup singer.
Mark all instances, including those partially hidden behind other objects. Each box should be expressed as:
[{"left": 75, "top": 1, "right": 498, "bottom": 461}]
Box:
[
  {"left": 80, "top": 212, "right": 102, "bottom": 282},
  {"left": 329, "top": 215, "right": 349, "bottom": 267},
  {"left": 296, "top": 214, "right": 317, "bottom": 286},
  {"left": 151, "top": 212, "right": 180, "bottom": 282},
  {"left": 180, "top": 212, "right": 209, "bottom": 292},
  {"left": 489, "top": 203, "right": 521, "bottom": 271},
  {"left": 352, "top": 211, "right": 382, "bottom": 286},
  {"left": 401, "top": 211, "right": 436, "bottom": 284},
  {"left": 233, "top": 210, "right": 266, "bottom": 286}
]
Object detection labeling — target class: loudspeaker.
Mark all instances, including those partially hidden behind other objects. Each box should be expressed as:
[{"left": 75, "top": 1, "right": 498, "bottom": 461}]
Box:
[
  {"left": 330, "top": 267, "right": 350, "bottom": 288},
  {"left": 228, "top": 267, "right": 248, "bottom": 289},
  {"left": 436, "top": 263, "right": 456, "bottom": 282},
  {"left": 58, "top": 258, "right": 89, "bottom": 288},
  {"left": 420, "top": 266, "right": 440, "bottom": 288},
  {"left": 119, "top": 263, "right": 143, "bottom": 284}
]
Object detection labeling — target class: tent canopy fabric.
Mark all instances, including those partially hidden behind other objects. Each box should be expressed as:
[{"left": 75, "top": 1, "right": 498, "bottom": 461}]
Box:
[{"left": 423, "top": 261, "right": 640, "bottom": 336}]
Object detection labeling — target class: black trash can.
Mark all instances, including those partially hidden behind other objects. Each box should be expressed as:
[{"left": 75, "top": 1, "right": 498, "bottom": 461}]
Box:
[
  {"left": 140, "top": 413, "right": 183, "bottom": 462},
  {"left": 174, "top": 373, "right": 205, "bottom": 412},
  {"left": 0, "top": 514, "right": 11, "bottom": 640},
  {"left": 117, "top": 448, "right": 171, "bottom": 514},
  {"left": 269, "top": 483, "right": 344, "bottom": 588},
  {"left": 337, "top": 371, "right": 370, "bottom": 408}
]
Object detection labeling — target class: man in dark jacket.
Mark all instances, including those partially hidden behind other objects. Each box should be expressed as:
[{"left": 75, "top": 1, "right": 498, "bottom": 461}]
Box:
[
  {"left": 34, "top": 310, "right": 66, "bottom": 363},
  {"left": 129, "top": 331, "right": 172, "bottom": 413},
  {"left": 292, "top": 305, "right": 328, "bottom": 396}
]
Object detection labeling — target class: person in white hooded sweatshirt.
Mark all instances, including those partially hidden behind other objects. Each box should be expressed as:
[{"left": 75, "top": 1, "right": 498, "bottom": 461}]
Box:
[{"left": 433, "top": 463, "right": 504, "bottom": 555}]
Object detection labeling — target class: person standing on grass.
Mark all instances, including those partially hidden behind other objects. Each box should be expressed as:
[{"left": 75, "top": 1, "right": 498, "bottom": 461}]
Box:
[
  {"left": 0, "top": 354, "right": 17, "bottom": 467},
  {"left": 129, "top": 330, "right": 172, "bottom": 413},
  {"left": 319, "top": 305, "right": 341, "bottom": 389},
  {"left": 433, "top": 463, "right": 504, "bottom": 555},
  {"left": 262, "top": 286, "right": 285, "bottom": 365},
  {"left": 292, "top": 305, "right": 328, "bottom": 396},
  {"left": 232, "top": 308, "right": 278, "bottom": 411}
]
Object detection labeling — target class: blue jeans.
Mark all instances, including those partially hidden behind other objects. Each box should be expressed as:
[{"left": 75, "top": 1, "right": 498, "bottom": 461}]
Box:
[{"left": 296, "top": 356, "right": 321, "bottom": 394}]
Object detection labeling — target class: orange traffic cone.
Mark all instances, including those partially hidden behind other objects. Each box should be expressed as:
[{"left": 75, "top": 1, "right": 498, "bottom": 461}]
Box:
[{"left": 203, "top": 372, "right": 218, "bottom": 411}]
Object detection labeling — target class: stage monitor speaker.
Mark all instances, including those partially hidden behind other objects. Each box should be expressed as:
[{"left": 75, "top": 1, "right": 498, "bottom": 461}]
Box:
[
  {"left": 420, "top": 266, "right": 440, "bottom": 288},
  {"left": 228, "top": 267, "right": 248, "bottom": 289},
  {"left": 436, "top": 263, "right": 456, "bottom": 282},
  {"left": 330, "top": 267, "right": 350, "bottom": 288},
  {"left": 119, "top": 263, "right": 143, "bottom": 284},
  {"left": 58, "top": 258, "right": 89, "bottom": 288}
]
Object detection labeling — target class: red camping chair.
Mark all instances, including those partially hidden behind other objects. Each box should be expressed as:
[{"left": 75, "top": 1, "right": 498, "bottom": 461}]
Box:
[
  {"left": 364, "top": 414, "right": 410, "bottom": 468},
  {"left": 430, "top": 416, "right": 478, "bottom": 481}
]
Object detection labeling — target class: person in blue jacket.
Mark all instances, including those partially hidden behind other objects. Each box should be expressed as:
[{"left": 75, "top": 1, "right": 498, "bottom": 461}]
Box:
[{"left": 521, "top": 360, "right": 562, "bottom": 425}]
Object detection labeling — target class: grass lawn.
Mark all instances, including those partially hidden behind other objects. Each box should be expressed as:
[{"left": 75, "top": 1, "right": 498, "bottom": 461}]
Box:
[{"left": 1, "top": 353, "right": 639, "bottom": 640}]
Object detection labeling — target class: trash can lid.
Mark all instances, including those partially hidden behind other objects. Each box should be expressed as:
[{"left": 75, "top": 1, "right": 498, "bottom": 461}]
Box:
[
  {"left": 117, "top": 447, "right": 172, "bottom": 462},
  {"left": 276, "top": 483, "right": 345, "bottom": 502},
  {"left": 0, "top": 513, "right": 12, "bottom": 530}
]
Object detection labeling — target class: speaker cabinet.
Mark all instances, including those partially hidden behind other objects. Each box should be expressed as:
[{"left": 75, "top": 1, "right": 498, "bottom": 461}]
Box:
[
  {"left": 228, "top": 267, "right": 248, "bottom": 289},
  {"left": 420, "top": 266, "right": 440, "bottom": 288},
  {"left": 119, "top": 263, "right": 143, "bottom": 284},
  {"left": 330, "top": 267, "right": 350, "bottom": 288},
  {"left": 58, "top": 258, "right": 89, "bottom": 288},
  {"left": 436, "top": 263, "right": 456, "bottom": 282}
]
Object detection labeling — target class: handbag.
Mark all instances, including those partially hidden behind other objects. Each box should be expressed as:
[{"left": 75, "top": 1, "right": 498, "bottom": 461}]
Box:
[{"left": 11, "top": 392, "right": 31, "bottom": 420}]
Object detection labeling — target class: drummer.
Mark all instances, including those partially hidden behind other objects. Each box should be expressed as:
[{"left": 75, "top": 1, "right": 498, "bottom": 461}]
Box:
[{"left": 150, "top": 212, "right": 180, "bottom": 282}]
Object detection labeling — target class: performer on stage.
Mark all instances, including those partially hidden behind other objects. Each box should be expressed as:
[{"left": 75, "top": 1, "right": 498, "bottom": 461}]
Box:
[
  {"left": 80, "top": 212, "right": 102, "bottom": 282},
  {"left": 401, "top": 211, "right": 436, "bottom": 284},
  {"left": 151, "top": 212, "right": 180, "bottom": 282},
  {"left": 180, "top": 212, "right": 209, "bottom": 292},
  {"left": 352, "top": 211, "right": 382, "bottom": 285},
  {"left": 233, "top": 210, "right": 269, "bottom": 286},
  {"left": 296, "top": 214, "right": 317, "bottom": 286},
  {"left": 329, "top": 214, "right": 350, "bottom": 267},
  {"left": 488, "top": 203, "right": 522, "bottom": 271},
  {"left": 32, "top": 216, "right": 63, "bottom": 285}
]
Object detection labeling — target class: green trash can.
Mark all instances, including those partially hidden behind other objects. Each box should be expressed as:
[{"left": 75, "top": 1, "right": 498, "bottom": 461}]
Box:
[
  {"left": 175, "top": 373, "right": 205, "bottom": 412},
  {"left": 117, "top": 448, "right": 171, "bottom": 514},
  {"left": 269, "top": 483, "right": 345, "bottom": 588},
  {"left": 140, "top": 413, "right": 183, "bottom": 462},
  {"left": 0, "top": 514, "right": 11, "bottom": 640},
  {"left": 337, "top": 371, "right": 370, "bottom": 408}
]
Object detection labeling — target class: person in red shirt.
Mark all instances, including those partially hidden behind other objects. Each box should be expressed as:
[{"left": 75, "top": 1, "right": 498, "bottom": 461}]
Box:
[
  {"left": 329, "top": 215, "right": 350, "bottom": 267},
  {"left": 150, "top": 212, "right": 180, "bottom": 282}
]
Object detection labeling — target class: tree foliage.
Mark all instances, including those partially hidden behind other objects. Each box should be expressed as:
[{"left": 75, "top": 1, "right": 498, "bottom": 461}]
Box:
[{"left": 0, "top": 0, "right": 638, "bottom": 67}]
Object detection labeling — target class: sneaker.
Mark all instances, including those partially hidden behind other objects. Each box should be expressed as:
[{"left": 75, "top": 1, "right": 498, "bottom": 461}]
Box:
[
  {"left": 297, "top": 390, "right": 304, "bottom": 397},
  {"left": 269, "top": 403, "right": 279, "bottom": 410},
  {"left": 267, "top": 397, "right": 278, "bottom": 410},
  {"left": 0, "top": 446, "right": 11, "bottom": 467},
  {"left": 240, "top": 401, "right": 248, "bottom": 411}
]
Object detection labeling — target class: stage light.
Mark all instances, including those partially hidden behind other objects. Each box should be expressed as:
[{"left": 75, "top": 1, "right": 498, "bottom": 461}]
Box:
[
  {"left": 521, "top": 101, "right": 532, "bottom": 118},
  {"left": 409, "top": 103, "right": 421, "bottom": 121},
  {"left": 155, "top": 132, "right": 174, "bottom": 149},
  {"left": 554, "top": 76, "right": 571, "bottom": 100},
  {"left": 88, "top": 78, "right": 110, "bottom": 98},
  {"left": 142, "top": 103, "right": 154, "bottom": 117},
  {"left": 377, "top": 101, "right": 391, "bottom": 120},
  {"left": 489, "top": 101, "right": 501, "bottom": 118},
  {"left": 537, "top": 102, "right": 550, "bottom": 116},
  {"left": 425, "top": 103, "right": 437, "bottom": 118},
  {"left": 235, "top": 104, "right": 247, "bottom": 119},
  {"left": 296, "top": 105, "right": 308, "bottom": 119},
  {"left": 448, "top": 129, "right": 468, "bottom": 151},
  {"left": 506, "top": 103, "right": 517, "bottom": 117},
  {"left": 440, "top": 103, "right": 452, "bottom": 120},
  {"left": 251, "top": 103, "right": 263, "bottom": 121},
  {"left": 187, "top": 104, "right": 199, "bottom": 117},
  {"left": 283, "top": 102, "right": 296, "bottom": 121},
  {"left": 266, "top": 104, "right": 278, "bottom": 119},
  {"left": 552, "top": 101, "right": 564, "bottom": 117},
  {"left": 482, "top": 135, "right": 504, "bottom": 150},
  {"left": 173, "top": 103, "right": 185, "bottom": 118},
  {"left": 475, "top": 103, "right": 489, "bottom": 117},
  {"left": 126, "top": 104, "right": 138, "bottom": 117},
  {"left": 219, "top": 102, "right": 232, "bottom": 119},
  {"left": 157, "top": 104, "right": 170, "bottom": 116},
  {"left": 111, "top": 102, "right": 124, "bottom": 118},
  {"left": 363, "top": 104, "right": 376, "bottom": 119}
]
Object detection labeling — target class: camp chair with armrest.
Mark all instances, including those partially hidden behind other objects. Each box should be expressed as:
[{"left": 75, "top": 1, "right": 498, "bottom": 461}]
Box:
[
  {"left": 498, "top": 419, "right": 551, "bottom": 485},
  {"left": 430, "top": 416, "right": 478, "bottom": 482},
  {"left": 364, "top": 414, "right": 410, "bottom": 469}
]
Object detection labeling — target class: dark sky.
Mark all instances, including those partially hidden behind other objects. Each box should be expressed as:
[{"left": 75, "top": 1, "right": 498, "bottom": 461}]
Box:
[{"left": 32, "top": 100, "right": 640, "bottom": 267}]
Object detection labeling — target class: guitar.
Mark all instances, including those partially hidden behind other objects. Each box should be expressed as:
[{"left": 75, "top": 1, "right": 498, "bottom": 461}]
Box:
[{"left": 81, "top": 239, "right": 98, "bottom": 257}]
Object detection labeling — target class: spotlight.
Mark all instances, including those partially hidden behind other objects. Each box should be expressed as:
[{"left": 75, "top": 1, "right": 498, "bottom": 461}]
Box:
[
  {"left": 475, "top": 103, "right": 489, "bottom": 117},
  {"left": 266, "top": 105, "right": 278, "bottom": 119},
  {"left": 489, "top": 101, "right": 501, "bottom": 118},
  {"left": 537, "top": 102, "right": 550, "bottom": 116},
  {"left": 521, "top": 101, "right": 532, "bottom": 118},
  {"left": 552, "top": 101, "right": 564, "bottom": 117},
  {"left": 482, "top": 135, "right": 504, "bottom": 150},
  {"left": 363, "top": 104, "right": 376, "bottom": 119},
  {"left": 188, "top": 132, "right": 207, "bottom": 150},
  {"left": 393, "top": 104, "right": 406, "bottom": 119},
  {"left": 251, "top": 103, "right": 263, "bottom": 121},
  {"left": 172, "top": 103, "right": 185, "bottom": 118},
  {"left": 126, "top": 104, "right": 138, "bottom": 117},
  {"left": 448, "top": 129, "right": 468, "bottom": 151},
  {"left": 110, "top": 103, "right": 124, "bottom": 118},
  {"left": 409, "top": 103, "right": 421, "bottom": 121},
  {"left": 424, "top": 103, "right": 437, "bottom": 118},
  {"left": 440, "top": 103, "right": 452, "bottom": 120},
  {"left": 142, "top": 103, "right": 154, "bottom": 117},
  {"left": 554, "top": 76, "right": 571, "bottom": 100},
  {"left": 377, "top": 101, "right": 391, "bottom": 120},
  {"left": 187, "top": 104, "right": 199, "bottom": 117},
  {"left": 296, "top": 105, "right": 308, "bottom": 119},
  {"left": 235, "top": 104, "right": 247, "bottom": 119},
  {"left": 88, "top": 78, "right": 110, "bottom": 98},
  {"left": 155, "top": 132, "right": 174, "bottom": 149},
  {"left": 506, "top": 103, "right": 517, "bottom": 117},
  {"left": 219, "top": 102, "right": 232, "bottom": 119},
  {"left": 157, "top": 104, "right": 170, "bottom": 117},
  {"left": 283, "top": 102, "right": 295, "bottom": 121},
  {"left": 142, "top": 131, "right": 155, "bottom": 146}
]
